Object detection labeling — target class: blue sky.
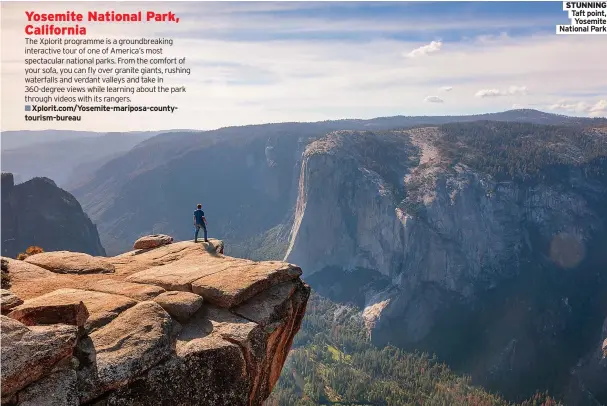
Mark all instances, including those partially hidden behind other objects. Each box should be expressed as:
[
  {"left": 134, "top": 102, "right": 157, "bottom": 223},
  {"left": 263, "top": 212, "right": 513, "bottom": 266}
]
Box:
[
  {"left": 169, "top": 2, "right": 571, "bottom": 42},
  {"left": 2, "top": 1, "right": 606, "bottom": 131},
  {"left": 188, "top": 2, "right": 571, "bottom": 41}
]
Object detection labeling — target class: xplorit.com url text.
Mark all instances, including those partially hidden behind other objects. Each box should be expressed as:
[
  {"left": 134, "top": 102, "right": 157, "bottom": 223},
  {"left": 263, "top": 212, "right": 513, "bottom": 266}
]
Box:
[
  {"left": 24, "top": 104, "right": 179, "bottom": 121},
  {"left": 26, "top": 104, "right": 179, "bottom": 113}
]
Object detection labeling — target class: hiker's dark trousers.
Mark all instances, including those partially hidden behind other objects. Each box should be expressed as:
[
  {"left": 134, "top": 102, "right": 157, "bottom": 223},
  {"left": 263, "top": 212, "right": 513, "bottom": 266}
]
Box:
[{"left": 195, "top": 223, "right": 207, "bottom": 241}]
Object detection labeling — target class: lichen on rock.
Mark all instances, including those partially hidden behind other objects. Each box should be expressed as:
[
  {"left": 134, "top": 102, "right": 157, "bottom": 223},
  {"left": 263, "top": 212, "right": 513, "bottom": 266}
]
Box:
[{"left": 1, "top": 289, "right": 23, "bottom": 314}]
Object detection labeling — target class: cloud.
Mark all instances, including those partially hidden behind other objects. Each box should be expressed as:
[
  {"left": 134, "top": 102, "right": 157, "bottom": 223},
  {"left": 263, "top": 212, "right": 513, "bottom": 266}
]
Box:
[
  {"left": 548, "top": 101, "right": 588, "bottom": 113},
  {"left": 406, "top": 41, "right": 442, "bottom": 58},
  {"left": 424, "top": 96, "right": 444, "bottom": 103},
  {"left": 508, "top": 85, "right": 528, "bottom": 95},
  {"left": 548, "top": 99, "right": 607, "bottom": 117},
  {"left": 589, "top": 99, "right": 607, "bottom": 116},
  {"left": 440, "top": 86, "right": 453, "bottom": 92},
  {"left": 475, "top": 89, "right": 502, "bottom": 97},
  {"left": 475, "top": 85, "right": 528, "bottom": 98}
]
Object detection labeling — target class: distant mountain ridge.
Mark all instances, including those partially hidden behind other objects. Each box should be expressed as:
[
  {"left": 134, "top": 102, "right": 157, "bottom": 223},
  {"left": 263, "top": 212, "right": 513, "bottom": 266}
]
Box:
[
  {"left": 4, "top": 110, "right": 603, "bottom": 188},
  {"left": 312, "top": 108, "right": 606, "bottom": 127},
  {"left": 70, "top": 109, "right": 606, "bottom": 255},
  {"left": 0, "top": 129, "right": 193, "bottom": 150},
  {"left": 1, "top": 133, "right": 157, "bottom": 187}
]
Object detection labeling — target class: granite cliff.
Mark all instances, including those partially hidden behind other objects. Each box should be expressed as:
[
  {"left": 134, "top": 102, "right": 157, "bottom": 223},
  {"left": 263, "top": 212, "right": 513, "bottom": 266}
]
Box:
[
  {"left": 285, "top": 124, "right": 607, "bottom": 403},
  {"left": 1, "top": 173, "right": 106, "bottom": 258},
  {"left": 0, "top": 236, "right": 310, "bottom": 405}
]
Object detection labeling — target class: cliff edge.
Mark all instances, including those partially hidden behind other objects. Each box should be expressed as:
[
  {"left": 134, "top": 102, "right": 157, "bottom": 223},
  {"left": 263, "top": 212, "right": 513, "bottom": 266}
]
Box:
[{"left": 0, "top": 237, "right": 310, "bottom": 406}]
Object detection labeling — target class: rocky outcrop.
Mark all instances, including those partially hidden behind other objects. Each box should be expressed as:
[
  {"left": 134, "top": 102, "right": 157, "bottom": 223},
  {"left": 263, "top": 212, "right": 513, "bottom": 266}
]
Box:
[
  {"left": 24, "top": 252, "right": 115, "bottom": 275},
  {"left": 0, "top": 238, "right": 310, "bottom": 405},
  {"left": 1, "top": 317, "right": 79, "bottom": 399},
  {"left": 1, "top": 257, "right": 58, "bottom": 283},
  {"left": 10, "top": 289, "right": 137, "bottom": 334},
  {"left": 87, "top": 279, "right": 166, "bottom": 301},
  {"left": 0, "top": 174, "right": 106, "bottom": 259},
  {"left": 133, "top": 234, "right": 173, "bottom": 250},
  {"left": 78, "top": 301, "right": 176, "bottom": 402},
  {"left": 8, "top": 301, "right": 89, "bottom": 328},
  {"left": 153, "top": 291, "right": 204, "bottom": 322}
]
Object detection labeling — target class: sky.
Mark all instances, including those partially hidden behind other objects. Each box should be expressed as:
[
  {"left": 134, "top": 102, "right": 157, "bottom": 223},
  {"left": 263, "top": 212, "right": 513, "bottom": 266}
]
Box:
[{"left": 1, "top": 1, "right": 606, "bottom": 132}]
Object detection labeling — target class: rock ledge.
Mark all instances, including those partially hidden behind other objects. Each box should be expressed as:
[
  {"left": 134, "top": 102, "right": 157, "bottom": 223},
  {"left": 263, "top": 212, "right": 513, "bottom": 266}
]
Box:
[{"left": 1, "top": 238, "right": 310, "bottom": 406}]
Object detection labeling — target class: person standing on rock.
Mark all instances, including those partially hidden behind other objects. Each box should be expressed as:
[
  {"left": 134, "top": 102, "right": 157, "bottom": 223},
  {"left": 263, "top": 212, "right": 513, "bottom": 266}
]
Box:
[{"left": 193, "top": 204, "right": 208, "bottom": 243}]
